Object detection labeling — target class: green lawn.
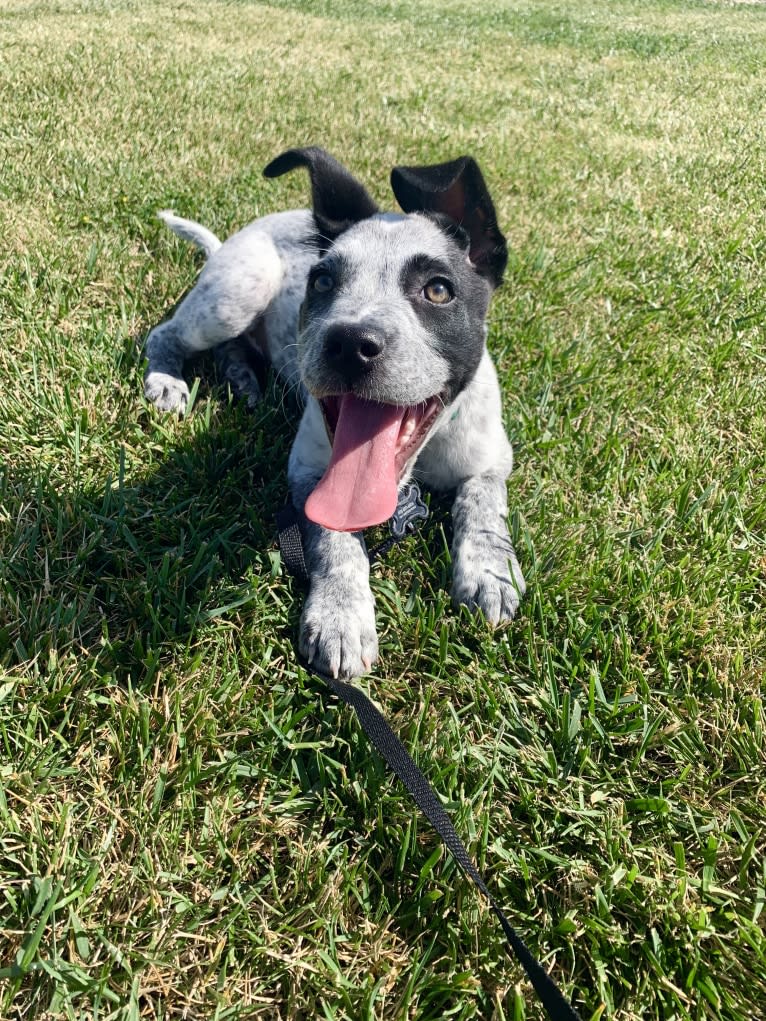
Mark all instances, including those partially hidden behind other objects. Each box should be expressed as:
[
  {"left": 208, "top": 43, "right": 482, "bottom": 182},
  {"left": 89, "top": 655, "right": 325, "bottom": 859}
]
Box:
[{"left": 1, "top": 1, "right": 765, "bottom": 1018}]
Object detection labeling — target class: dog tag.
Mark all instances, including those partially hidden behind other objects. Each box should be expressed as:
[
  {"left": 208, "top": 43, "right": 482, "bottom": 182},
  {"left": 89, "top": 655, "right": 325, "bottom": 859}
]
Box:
[{"left": 389, "top": 483, "right": 429, "bottom": 540}]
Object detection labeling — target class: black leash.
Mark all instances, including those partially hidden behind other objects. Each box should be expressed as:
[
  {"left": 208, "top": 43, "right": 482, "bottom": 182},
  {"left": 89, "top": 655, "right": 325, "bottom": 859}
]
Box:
[
  {"left": 320, "top": 672, "right": 581, "bottom": 1020},
  {"left": 277, "top": 488, "right": 582, "bottom": 1021}
]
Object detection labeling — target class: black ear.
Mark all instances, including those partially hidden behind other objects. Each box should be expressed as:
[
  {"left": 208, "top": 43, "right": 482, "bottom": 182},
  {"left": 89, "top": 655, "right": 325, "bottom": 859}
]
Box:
[
  {"left": 390, "top": 156, "right": 507, "bottom": 288},
  {"left": 263, "top": 146, "right": 379, "bottom": 246}
]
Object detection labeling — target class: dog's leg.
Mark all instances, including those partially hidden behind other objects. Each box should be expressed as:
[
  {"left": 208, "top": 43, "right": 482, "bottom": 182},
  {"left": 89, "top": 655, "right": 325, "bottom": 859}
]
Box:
[
  {"left": 213, "top": 335, "right": 266, "bottom": 410},
  {"left": 288, "top": 405, "right": 378, "bottom": 678},
  {"left": 144, "top": 231, "right": 284, "bottom": 413},
  {"left": 143, "top": 319, "right": 195, "bottom": 413},
  {"left": 298, "top": 520, "right": 378, "bottom": 678},
  {"left": 450, "top": 472, "right": 526, "bottom": 624}
]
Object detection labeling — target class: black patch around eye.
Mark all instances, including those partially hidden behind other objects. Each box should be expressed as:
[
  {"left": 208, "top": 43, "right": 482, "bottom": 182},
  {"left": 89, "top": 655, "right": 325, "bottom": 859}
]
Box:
[
  {"left": 400, "top": 254, "right": 455, "bottom": 295},
  {"left": 403, "top": 247, "right": 492, "bottom": 401}
]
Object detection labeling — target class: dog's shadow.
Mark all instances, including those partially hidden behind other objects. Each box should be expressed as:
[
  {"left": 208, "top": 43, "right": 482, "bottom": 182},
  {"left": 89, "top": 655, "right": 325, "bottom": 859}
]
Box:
[{"left": 2, "top": 376, "right": 306, "bottom": 684}]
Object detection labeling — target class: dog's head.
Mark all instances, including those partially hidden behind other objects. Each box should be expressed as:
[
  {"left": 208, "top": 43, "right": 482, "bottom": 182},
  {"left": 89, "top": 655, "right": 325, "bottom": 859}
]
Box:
[{"left": 264, "top": 146, "right": 507, "bottom": 531}]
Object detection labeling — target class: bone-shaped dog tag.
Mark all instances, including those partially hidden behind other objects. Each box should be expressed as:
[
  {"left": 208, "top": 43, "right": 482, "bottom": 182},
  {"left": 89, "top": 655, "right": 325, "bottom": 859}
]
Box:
[{"left": 389, "top": 483, "right": 429, "bottom": 540}]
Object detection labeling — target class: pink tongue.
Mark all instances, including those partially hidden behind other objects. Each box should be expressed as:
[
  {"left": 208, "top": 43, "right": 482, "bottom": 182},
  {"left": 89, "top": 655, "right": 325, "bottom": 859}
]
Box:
[{"left": 305, "top": 395, "right": 406, "bottom": 532}]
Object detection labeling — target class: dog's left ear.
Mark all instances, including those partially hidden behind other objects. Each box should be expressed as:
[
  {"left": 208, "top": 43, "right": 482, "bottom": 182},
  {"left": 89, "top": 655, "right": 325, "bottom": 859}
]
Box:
[
  {"left": 390, "top": 156, "right": 507, "bottom": 288},
  {"left": 263, "top": 146, "right": 379, "bottom": 246}
]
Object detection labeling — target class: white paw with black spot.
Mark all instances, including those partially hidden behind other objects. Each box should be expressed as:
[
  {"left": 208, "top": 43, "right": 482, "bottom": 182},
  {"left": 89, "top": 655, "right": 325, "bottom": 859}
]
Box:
[
  {"left": 299, "top": 585, "right": 378, "bottom": 678},
  {"left": 144, "top": 372, "right": 190, "bottom": 413},
  {"left": 452, "top": 550, "right": 526, "bottom": 625}
]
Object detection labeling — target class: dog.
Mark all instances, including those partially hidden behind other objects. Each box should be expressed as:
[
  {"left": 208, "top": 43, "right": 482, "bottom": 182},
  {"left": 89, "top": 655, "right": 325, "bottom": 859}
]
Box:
[{"left": 144, "top": 147, "right": 526, "bottom": 678}]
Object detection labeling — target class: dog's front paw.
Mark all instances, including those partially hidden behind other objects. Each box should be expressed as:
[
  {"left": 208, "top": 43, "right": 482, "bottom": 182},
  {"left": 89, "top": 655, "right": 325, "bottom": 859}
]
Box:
[
  {"left": 452, "top": 551, "right": 526, "bottom": 625},
  {"left": 144, "top": 371, "right": 190, "bottom": 413},
  {"left": 299, "top": 584, "right": 378, "bottom": 678}
]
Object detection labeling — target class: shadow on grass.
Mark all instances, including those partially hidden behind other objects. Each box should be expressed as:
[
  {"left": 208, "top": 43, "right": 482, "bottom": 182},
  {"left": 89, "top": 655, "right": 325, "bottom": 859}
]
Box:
[{"left": 0, "top": 381, "right": 302, "bottom": 684}]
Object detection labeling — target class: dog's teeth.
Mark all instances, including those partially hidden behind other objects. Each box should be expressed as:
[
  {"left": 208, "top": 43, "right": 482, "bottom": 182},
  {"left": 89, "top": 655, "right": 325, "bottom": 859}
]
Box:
[{"left": 400, "top": 416, "right": 417, "bottom": 443}]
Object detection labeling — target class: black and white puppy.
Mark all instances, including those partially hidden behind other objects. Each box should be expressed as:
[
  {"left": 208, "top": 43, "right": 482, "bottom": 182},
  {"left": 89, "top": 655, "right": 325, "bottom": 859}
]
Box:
[{"left": 144, "top": 147, "right": 526, "bottom": 678}]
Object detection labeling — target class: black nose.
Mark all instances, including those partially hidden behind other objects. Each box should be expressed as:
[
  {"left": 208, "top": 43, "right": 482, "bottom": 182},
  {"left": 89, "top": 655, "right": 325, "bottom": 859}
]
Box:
[{"left": 324, "top": 324, "right": 385, "bottom": 378}]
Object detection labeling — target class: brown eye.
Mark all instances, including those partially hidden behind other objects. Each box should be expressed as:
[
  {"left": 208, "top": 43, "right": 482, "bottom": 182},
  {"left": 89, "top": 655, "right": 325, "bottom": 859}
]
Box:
[
  {"left": 312, "top": 272, "right": 334, "bottom": 293},
  {"left": 423, "top": 278, "right": 453, "bottom": 304}
]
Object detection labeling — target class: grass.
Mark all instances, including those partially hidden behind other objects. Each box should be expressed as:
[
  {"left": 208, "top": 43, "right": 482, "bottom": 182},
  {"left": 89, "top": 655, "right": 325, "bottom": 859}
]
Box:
[{"left": 1, "top": 0, "right": 765, "bottom": 1017}]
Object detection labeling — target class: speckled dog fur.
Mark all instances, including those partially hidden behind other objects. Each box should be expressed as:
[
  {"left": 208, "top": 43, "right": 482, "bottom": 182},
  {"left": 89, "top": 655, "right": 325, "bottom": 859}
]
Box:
[{"left": 144, "top": 147, "right": 525, "bottom": 677}]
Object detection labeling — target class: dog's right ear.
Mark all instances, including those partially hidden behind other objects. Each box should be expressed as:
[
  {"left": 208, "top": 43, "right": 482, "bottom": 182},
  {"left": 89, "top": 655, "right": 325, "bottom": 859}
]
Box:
[{"left": 263, "top": 147, "right": 379, "bottom": 247}]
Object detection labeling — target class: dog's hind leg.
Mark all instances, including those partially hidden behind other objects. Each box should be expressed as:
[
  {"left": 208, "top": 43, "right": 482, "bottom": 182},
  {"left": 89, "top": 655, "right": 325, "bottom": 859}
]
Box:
[
  {"left": 213, "top": 332, "right": 267, "bottom": 410},
  {"left": 144, "top": 230, "right": 285, "bottom": 413}
]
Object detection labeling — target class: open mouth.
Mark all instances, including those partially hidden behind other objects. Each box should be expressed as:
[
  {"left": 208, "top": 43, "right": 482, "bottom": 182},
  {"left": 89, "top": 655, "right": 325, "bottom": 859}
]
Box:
[{"left": 304, "top": 393, "right": 444, "bottom": 532}]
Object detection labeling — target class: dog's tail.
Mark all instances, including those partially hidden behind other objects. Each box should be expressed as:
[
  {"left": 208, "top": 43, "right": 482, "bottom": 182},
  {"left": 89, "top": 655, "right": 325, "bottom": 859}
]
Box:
[{"left": 157, "top": 210, "right": 222, "bottom": 258}]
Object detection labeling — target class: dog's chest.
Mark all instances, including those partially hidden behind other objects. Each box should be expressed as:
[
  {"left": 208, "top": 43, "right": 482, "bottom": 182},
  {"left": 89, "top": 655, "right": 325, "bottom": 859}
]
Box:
[{"left": 416, "top": 352, "right": 513, "bottom": 490}]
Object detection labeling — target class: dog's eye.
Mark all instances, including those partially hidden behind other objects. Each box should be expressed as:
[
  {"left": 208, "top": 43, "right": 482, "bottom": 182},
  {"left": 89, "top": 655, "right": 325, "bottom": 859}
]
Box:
[
  {"left": 423, "top": 278, "right": 453, "bottom": 304},
  {"left": 312, "top": 272, "right": 335, "bottom": 293}
]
